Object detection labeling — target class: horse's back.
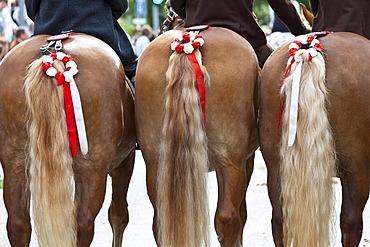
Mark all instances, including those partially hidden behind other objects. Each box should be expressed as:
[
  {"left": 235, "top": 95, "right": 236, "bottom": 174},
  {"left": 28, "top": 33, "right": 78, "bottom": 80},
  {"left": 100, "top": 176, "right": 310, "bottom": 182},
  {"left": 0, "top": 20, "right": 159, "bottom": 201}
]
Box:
[
  {"left": 0, "top": 33, "right": 136, "bottom": 246},
  {"left": 0, "top": 33, "right": 135, "bottom": 166},
  {"left": 136, "top": 26, "right": 260, "bottom": 246},
  {"left": 136, "top": 27, "right": 259, "bottom": 160},
  {"left": 137, "top": 27, "right": 257, "bottom": 83}
]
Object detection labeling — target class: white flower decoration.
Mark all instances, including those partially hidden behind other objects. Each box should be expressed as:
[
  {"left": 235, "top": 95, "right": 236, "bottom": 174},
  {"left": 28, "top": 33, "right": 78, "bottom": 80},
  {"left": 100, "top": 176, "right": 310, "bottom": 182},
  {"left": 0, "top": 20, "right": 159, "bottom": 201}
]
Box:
[
  {"left": 42, "top": 53, "right": 79, "bottom": 82},
  {"left": 64, "top": 71, "right": 74, "bottom": 83},
  {"left": 46, "top": 67, "right": 57, "bottom": 77},
  {"left": 171, "top": 41, "right": 180, "bottom": 51},
  {"left": 170, "top": 31, "right": 205, "bottom": 54},
  {"left": 43, "top": 56, "right": 54, "bottom": 64},
  {"left": 56, "top": 52, "right": 67, "bottom": 60},
  {"left": 183, "top": 43, "right": 195, "bottom": 54}
]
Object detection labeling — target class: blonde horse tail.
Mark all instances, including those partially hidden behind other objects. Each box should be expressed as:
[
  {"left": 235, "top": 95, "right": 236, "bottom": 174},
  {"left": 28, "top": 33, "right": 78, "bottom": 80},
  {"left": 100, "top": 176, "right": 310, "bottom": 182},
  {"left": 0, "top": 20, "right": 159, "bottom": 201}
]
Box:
[
  {"left": 157, "top": 49, "right": 210, "bottom": 247},
  {"left": 24, "top": 58, "right": 76, "bottom": 247},
  {"left": 280, "top": 50, "right": 336, "bottom": 247}
]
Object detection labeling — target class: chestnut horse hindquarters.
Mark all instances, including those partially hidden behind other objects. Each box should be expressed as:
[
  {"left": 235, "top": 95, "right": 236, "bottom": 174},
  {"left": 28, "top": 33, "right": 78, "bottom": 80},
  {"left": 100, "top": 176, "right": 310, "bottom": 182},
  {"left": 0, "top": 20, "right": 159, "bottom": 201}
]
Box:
[
  {"left": 259, "top": 32, "right": 370, "bottom": 247},
  {"left": 136, "top": 27, "right": 259, "bottom": 246},
  {"left": 0, "top": 33, "right": 136, "bottom": 247}
]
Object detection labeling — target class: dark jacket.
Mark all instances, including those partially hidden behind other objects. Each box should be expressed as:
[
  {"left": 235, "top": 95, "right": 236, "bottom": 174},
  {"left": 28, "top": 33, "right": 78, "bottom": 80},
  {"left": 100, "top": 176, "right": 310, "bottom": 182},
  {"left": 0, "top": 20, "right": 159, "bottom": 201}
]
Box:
[
  {"left": 170, "top": 0, "right": 309, "bottom": 49},
  {"left": 25, "top": 0, "right": 137, "bottom": 78},
  {"left": 310, "top": 0, "right": 370, "bottom": 39}
]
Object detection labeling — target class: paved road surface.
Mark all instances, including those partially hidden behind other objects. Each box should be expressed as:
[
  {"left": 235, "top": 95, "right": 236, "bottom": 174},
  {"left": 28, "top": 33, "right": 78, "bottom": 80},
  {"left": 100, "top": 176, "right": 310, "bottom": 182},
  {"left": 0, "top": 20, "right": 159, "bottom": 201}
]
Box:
[{"left": 0, "top": 150, "right": 369, "bottom": 246}]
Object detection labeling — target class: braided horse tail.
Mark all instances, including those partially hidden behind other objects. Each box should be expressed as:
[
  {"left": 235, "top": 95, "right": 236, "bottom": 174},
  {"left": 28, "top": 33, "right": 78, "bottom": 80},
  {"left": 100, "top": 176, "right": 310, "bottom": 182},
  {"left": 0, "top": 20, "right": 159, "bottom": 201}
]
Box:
[
  {"left": 279, "top": 36, "right": 336, "bottom": 247},
  {"left": 24, "top": 57, "right": 76, "bottom": 247},
  {"left": 156, "top": 35, "right": 211, "bottom": 247}
]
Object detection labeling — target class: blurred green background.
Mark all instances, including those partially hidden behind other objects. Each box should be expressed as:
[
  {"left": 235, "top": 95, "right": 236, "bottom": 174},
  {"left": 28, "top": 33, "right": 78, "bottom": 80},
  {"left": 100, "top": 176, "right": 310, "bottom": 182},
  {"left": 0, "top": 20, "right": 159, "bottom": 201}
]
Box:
[{"left": 253, "top": 0, "right": 310, "bottom": 26}]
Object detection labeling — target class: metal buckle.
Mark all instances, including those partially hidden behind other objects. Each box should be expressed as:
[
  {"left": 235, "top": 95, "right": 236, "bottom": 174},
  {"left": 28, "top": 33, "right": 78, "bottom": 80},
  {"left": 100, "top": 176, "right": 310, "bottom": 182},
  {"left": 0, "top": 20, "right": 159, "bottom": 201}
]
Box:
[
  {"left": 55, "top": 40, "right": 63, "bottom": 52},
  {"left": 39, "top": 38, "right": 64, "bottom": 56},
  {"left": 39, "top": 40, "right": 55, "bottom": 55},
  {"left": 167, "top": 8, "right": 178, "bottom": 21}
]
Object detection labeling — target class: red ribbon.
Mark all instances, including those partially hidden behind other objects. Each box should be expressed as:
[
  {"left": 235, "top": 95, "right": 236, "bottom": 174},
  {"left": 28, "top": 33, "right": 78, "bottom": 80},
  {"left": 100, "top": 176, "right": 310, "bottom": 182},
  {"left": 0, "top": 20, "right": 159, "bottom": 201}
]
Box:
[
  {"left": 55, "top": 73, "right": 78, "bottom": 158},
  {"left": 187, "top": 52, "right": 206, "bottom": 128},
  {"left": 62, "top": 81, "right": 78, "bottom": 158},
  {"left": 42, "top": 53, "right": 78, "bottom": 158},
  {"left": 54, "top": 71, "right": 78, "bottom": 157}
]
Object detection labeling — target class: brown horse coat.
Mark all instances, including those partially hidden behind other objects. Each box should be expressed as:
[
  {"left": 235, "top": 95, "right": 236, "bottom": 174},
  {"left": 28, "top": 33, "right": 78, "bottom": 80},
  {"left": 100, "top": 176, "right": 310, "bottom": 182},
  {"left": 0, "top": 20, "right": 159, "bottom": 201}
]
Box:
[
  {"left": 0, "top": 33, "right": 136, "bottom": 247},
  {"left": 136, "top": 27, "right": 259, "bottom": 246},
  {"left": 259, "top": 32, "right": 370, "bottom": 247}
]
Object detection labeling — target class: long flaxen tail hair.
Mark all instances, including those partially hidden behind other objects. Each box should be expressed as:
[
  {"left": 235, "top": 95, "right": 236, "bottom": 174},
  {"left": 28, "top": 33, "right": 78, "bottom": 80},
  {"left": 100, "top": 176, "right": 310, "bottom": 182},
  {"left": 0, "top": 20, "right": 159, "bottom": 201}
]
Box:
[
  {"left": 24, "top": 57, "right": 76, "bottom": 247},
  {"left": 279, "top": 40, "right": 336, "bottom": 247},
  {"left": 157, "top": 44, "right": 211, "bottom": 247}
]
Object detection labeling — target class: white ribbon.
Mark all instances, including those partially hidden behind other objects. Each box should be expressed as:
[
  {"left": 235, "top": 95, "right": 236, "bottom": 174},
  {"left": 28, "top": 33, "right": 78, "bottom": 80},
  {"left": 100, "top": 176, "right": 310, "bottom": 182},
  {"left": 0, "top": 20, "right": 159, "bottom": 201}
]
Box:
[
  {"left": 68, "top": 78, "right": 88, "bottom": 155},
  {"left": 288, "top": 60, "right": 303, "bottom": 147}
]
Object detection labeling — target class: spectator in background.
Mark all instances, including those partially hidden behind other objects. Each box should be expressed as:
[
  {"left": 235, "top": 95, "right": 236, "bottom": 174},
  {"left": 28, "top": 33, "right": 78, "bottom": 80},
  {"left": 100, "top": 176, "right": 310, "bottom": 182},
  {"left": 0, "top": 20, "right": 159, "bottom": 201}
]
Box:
[
  {"left": 266, "top": 0, "right": 302, "bottom": 49},
  {"left": 0, "top": 0, "right": 15, "bottom": 44},
  {"left": 0, "top": 36, "right": 8, "bottom": 60},
  {"left": 12, "top": 0, "right": 34, "bottom": 34},
  {"left": 134, "top": 25, "right": 154, "bottom": 56},
  {"left": 9, "top": 27, "right": 28, "bottom": 49},
  {"left": 10, "top": 1, "right": 17, "bottom": 25}
]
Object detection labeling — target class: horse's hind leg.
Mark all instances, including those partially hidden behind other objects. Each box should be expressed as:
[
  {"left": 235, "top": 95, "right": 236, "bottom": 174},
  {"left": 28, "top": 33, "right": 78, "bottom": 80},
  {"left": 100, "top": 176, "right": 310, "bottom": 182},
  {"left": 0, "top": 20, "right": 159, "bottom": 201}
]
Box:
[
  {"left": 74, "top": 164, "right": 108, "bottom": 247},
  {"left": 263, "top": 154, "right": 284, "bottom": 247},
  {"left": 259, "top": 137, "right": 284, "bottom": 246},
  {"left": 108, "top": 149, "right": 135, "bottom": 247},
  {"left": 339, "top": 160, "right": 369, "bottom": 247},
  {"left": 214, "top": 153, "right": 254, "bottom": 247},
  {"left": 239, "top": 154, "right": 255, "bottom": 244},
  {"left": 2, "top": 164, "right": 32, "bottom": 246}
]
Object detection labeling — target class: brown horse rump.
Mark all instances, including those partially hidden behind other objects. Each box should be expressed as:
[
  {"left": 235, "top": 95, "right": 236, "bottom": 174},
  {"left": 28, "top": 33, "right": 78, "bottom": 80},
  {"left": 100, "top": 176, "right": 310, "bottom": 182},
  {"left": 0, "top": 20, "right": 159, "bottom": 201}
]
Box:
[
  {"left": 0, "top": 32, "right": 136, "bottom": 246},
  {"left": 259, "top": 31, "right": 370, "bottom": 246},
  {"left": 136, "top": 25, "right": 259, "bottom": 246},
  {"left": 137, "top": 26, "right": 259, "bottom": 163}
]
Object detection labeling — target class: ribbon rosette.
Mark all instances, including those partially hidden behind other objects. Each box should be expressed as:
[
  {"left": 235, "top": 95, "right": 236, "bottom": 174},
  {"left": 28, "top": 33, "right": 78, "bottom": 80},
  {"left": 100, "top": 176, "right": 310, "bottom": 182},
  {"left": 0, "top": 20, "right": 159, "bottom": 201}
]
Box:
[
  {"left": 288, "top": 34, "right": 324, "bottom": 62},
  {"left": 171, "top": 32, "right": 205, "bottom": 54},
  {"left": 280, "top": 33, "right": 326, "bottom": 146}
]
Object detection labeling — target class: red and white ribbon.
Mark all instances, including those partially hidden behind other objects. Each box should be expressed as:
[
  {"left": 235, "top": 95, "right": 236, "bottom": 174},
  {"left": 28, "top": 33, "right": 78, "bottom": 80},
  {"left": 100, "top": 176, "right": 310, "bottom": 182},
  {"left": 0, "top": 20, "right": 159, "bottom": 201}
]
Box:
[
  {"left": 42, "top": 52, "right": 88, "bottom": 157},
  {"left": 170, "top": 32, "right": 206, "bottom": 129},
  {"left": 280, "top": 34, "right": 324, "bottom": 147},
  {"left": 171, "top": 32, "right": 205, "bottom": 54}
]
